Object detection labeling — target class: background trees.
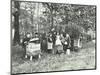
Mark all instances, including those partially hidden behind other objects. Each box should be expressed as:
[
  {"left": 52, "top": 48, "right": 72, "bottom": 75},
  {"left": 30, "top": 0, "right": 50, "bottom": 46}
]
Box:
[{"left": 11, "top": 1, "right": 96, "bottom": 45}]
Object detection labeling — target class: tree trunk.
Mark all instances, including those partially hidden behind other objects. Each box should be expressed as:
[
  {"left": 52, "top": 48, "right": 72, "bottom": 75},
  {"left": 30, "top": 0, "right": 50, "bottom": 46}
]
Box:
[
  {"left": 13, "top": 1, "right": 20, "bottom": 45},
  {"left": 77, "top": 38, "right": 82, "bottom": 48},
  {"left": 50, "top": 4, "right": 54, "bottom": 29},
  {"left": 77, "top": 39, "right": 80, "bottom": 47},
  {"left": 71, "top": 39, "right": 74, "bottom": 51},
  {"left": 12, "top": 28, "right": 15, "bottom": 40},
  {"left": 50, "top": 10, "right": 53, "bottom": 29}
]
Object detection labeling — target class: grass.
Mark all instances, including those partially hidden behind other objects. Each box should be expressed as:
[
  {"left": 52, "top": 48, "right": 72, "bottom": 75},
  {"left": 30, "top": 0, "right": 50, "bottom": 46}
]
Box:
[{"left": 11, "top": 40, "right": 96, "bottom": 74}]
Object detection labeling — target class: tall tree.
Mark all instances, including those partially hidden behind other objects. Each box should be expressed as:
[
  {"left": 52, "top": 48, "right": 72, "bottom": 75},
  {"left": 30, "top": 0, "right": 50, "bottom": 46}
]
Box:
[
  {"left": 13, "top": 1, "right": 20, "bottom": 45},
  {"left": 19, "top": 2, "right": 36, "bottom": 33},
  {"left": 42, "top": 3, "right": 59, "bottom": 29}
]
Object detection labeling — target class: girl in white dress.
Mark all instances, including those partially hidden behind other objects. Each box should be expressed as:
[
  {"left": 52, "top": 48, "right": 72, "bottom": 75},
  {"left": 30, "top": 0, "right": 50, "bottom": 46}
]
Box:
[
  {"left": 55, "top": 33, "right": 62, "bottom": 45},
  {"left": 54, "top": 32, "right": 63, "bottom": 54}
]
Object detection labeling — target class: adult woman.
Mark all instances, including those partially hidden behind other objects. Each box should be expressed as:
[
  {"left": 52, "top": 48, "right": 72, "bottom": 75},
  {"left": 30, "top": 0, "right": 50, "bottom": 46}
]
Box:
[
  {"left": 22, "top": 33, "right": 31, "bottom": 57},
  {"left": 48, "top": 33, "right": 53, "bottom": 50},
  {"left": 40, "top": 32, "right": 48, "bottom": 52}
]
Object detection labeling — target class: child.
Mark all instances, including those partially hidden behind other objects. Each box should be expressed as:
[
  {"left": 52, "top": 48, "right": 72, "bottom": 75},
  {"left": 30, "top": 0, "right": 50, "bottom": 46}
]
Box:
[
  {"left": 55, "top": 33, "right": 62, "bottom": 45},
  {"left": 55, "top": 33, "right": 62, "bottom": 54},
  {"left": 62, "top": 33, "right": 71, "bottom": 54}
]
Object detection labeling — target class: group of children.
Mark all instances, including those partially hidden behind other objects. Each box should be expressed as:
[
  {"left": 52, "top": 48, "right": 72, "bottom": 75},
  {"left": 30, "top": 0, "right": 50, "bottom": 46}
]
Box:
[
  {"left": 47, "top": 31, "right": 71, "bottom": 54},
  {"left": 21, "top": 28, "right": 71, "bottom": 55}
]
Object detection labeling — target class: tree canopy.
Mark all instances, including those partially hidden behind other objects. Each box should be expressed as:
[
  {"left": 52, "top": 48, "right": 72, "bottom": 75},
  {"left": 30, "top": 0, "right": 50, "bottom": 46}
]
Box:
[{"left": 12, "top": 1, "right": 96, "bottom": 42}]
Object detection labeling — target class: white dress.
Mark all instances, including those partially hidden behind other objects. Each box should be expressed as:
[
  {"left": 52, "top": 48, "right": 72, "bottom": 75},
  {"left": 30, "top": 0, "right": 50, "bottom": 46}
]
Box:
[{"left": 55, "top": 35, "right": 62, "bottom": 45}]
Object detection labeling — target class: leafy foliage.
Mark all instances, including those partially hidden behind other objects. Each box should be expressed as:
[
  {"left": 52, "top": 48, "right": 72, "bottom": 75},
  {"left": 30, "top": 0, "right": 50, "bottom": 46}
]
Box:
[{"left": 12, "top": 1, "right": 96, "bottom": 40}]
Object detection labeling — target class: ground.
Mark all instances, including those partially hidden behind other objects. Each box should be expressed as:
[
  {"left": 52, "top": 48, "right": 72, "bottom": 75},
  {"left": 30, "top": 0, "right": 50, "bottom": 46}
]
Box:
[{"left": 11, "top": 40, "right": 96, "bottom": 74}]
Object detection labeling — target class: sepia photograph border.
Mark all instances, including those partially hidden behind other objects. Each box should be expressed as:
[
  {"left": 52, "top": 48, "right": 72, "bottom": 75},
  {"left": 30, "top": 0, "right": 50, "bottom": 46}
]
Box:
[{"left": 10, "top": 0, "right": 97, "bottom": 75}]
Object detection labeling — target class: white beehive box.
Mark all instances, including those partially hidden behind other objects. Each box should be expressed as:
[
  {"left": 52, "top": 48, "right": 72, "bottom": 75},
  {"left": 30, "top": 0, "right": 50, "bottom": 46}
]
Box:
[{"left": 26, "top": 38, "right": 41, "bottom": 56}]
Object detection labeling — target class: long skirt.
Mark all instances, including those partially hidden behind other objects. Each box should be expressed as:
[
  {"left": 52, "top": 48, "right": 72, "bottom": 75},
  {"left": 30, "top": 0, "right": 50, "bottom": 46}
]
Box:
[
  {"left": 53, "top": 45, "right": 63, "bottom": 54},
  {"left": 63, "top": 44, "right": 69, "bottom": 53},
  {"left": 41, "top": 40, "right": 47, "bottom": 52}
]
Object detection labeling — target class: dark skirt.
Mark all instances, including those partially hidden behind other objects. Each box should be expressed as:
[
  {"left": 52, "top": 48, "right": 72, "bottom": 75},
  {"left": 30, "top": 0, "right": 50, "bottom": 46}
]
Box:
[
  {"left": 63, "top": 44, "right": 69, "bottom": 52},
  {"left": 41, "top": 39, "right": 48, "bottom": 52}
]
